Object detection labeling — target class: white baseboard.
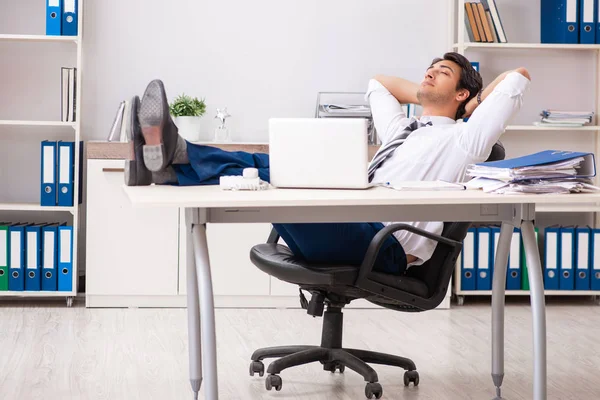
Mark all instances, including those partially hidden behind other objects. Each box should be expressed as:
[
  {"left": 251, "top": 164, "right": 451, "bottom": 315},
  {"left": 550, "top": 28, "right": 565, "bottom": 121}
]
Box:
[{"left": 85, "top": 294, "right": 452, "bottom": 309}]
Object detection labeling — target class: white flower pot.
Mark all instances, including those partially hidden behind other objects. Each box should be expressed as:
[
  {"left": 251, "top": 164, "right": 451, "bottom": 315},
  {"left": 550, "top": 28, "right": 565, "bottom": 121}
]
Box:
[{"left": 173, "top": 116, "right": 203, "bottom": 142}]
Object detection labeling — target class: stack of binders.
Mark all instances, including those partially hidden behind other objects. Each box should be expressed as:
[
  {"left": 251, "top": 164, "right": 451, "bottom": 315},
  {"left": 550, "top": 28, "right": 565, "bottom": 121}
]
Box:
[
  {"left": 544, "top": 225, "right": 600, "bottom": 290},
  {"left": 0, "top": 222, "right": 73, "bottom": 292},
  {"left": 465, "top": 150, "right": 599, "bottom": 195},
  {"left": 541, "top": 0, "right": 599, "bottom": 44},
  {"left": 40, "top": 140, "right": 83, "bottom": 207},
  {"left": 460, "top": 225, "right": 538, "bottom": 291},
  {"left": 46, "top": 0, "right": 79, "bottom": 36}
]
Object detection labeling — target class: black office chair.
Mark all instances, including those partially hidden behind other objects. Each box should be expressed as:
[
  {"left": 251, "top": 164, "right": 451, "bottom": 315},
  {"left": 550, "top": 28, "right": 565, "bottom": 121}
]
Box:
[{"left": 248, "top": 143, "right": 505, "bottom": 399}]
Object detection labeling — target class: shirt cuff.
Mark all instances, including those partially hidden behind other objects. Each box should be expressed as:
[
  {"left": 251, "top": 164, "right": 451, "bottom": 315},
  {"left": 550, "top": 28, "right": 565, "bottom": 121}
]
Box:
[
  {"left": 364, "top": 78, "right": 387, "bottom": 101},
  {"left": 494, "top": 71, "right": 530, "bottom": 97},
  {"left": 406, "top": 240, "right": 437, "bottom": 267}
]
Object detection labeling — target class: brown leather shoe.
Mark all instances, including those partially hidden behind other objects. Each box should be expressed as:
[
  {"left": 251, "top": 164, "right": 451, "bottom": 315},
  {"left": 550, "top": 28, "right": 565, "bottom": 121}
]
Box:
[
  {"left": 138, "top": 79, "right": 179, "bottom": 172},
  {"left": 124, "top": 96, "right": 152, "bottom": 186}
]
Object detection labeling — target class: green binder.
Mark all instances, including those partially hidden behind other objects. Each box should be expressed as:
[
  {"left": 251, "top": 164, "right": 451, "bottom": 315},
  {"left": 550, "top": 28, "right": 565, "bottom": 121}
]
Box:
[
  {"left": 520, "top": 227, "right": 539, "bottom": 290},
  {"left": 0, "top": 224, "right": 8, "bottom": 291}
]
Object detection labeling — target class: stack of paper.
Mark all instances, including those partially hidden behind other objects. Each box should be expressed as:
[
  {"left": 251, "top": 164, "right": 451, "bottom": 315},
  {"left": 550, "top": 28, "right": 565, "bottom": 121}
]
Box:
[
  {"left": 466, "top": 177, "right": 599, "bottom": 194},
  {"left": 320, "top": 104, "right": 372, "bottom": 117},
  {"left": 534, "top": 110, "right": 594, "bottom": 127},
  {"left": 465, "top": 150, "right": 599, "bottom": 194}
]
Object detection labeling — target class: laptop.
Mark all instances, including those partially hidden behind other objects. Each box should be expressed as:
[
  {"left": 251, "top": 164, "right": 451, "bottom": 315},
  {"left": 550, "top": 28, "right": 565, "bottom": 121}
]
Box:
[{"left": 269, "top": 118, "right": 371, "bottom": 189}]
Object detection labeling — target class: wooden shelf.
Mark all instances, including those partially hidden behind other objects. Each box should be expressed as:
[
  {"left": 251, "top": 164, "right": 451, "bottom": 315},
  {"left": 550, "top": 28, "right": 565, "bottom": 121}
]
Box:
[
  {"left": 454, "top": 42, "right": 600, "bottom": 50},
  {"left": 0, "top": 291, "right": 76, "bottom": 297},
  {"left": 0, "top": 203, "right": 75, "bottom": 214},
  {"left": 457, "top": 290, "right": 600, "bottom": 296},
  {"left": 0, "top": 120, "right": 75, "bottom": 128},
  {"left": 0, "top": 34, "right": 78, "bottom": 43},
  {"left": 506, "top": 125, "right": 600, "bottom": 131}
]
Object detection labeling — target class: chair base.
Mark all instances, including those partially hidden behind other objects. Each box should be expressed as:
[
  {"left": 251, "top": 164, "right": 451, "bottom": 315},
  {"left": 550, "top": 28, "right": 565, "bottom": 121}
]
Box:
[{"left": 249, "top": 303, "right": 419, "bottom": 399}]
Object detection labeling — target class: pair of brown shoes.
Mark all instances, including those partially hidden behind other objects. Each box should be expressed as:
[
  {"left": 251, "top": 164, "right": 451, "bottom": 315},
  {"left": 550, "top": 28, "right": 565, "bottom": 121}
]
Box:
[{"left": 124, "top": 79, "right": 179, "bottom": 186}]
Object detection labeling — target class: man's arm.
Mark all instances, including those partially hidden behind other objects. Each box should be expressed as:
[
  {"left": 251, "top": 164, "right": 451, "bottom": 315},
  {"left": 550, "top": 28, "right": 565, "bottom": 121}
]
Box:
[
  {"left": 458, "top": 67, "right": 531, "bottom": 158},
  {"left": 366, "top": 77, "right": 413, "bottom": 144},
  {"left": 463, "top": 67, "right": 531, "bottom": 118},
  {"left": 373, "top": 75, "right": 421, "bottom": 105}
]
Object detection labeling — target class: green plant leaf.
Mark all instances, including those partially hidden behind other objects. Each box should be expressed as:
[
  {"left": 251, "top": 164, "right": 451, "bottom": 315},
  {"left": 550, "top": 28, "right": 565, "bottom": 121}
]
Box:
[{"left": 169, "top": 93, "right": 207, "bottom": 117}]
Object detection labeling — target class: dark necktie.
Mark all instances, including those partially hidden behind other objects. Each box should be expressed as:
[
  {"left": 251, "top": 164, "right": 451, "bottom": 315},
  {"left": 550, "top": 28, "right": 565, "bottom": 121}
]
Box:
[{"left": 367, "top": 117, "right": 432, "bottom": 182}]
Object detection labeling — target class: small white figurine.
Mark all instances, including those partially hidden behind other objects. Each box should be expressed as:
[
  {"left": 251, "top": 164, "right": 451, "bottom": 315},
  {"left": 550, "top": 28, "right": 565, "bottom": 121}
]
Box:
[
  {"left": 215, "top": 107, "right": 231, "bottom": 129},
  {"left": 214, "top": 107, "right": 232, "bottom": 142}
]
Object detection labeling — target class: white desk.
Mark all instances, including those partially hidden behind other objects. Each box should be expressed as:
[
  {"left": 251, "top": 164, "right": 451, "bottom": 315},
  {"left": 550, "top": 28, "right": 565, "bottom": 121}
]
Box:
[{"left": 124, "top": 184, "right": 600, "bottom": 400}]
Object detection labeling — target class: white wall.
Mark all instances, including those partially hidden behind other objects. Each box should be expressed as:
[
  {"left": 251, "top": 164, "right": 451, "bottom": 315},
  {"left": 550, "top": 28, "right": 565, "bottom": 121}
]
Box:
[{"left": 81, "top": 0, "right": 453, "bottom": 142}]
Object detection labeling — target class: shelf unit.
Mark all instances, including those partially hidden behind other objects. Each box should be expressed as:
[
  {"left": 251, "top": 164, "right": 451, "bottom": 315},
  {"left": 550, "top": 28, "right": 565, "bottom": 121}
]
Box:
[
  {"left": 450, "top": 0, "right": 600, "bottom": 302},
  {"left": 453, "top": 42, "right": 600, "bottom": 51},
  {"left": 0, "top": 1, "right": 84, "bottom": 306},
  {"left": 505, "top": 125, "right": 600, "bottom": 131},
  {"left": 0, "top": 203, "right": 76, "bottom": 214},
  {"left": 0, "top": 120, "right": 76, "bottom": 128},
  {"left": 0, "top": 34, "right": 78, "bottom": 44}
]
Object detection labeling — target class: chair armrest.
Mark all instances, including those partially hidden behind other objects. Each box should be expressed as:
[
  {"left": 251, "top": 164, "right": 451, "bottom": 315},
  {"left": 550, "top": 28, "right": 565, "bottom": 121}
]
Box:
[
  {"left": 356, "top": 223, "right": 461, "bottom": 285},
  {"left": 267, "top": 227, "right": 280, "bottom": 244}
]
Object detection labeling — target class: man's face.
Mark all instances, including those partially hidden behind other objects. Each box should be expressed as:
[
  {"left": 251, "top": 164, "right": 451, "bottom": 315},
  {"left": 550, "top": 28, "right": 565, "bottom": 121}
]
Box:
[{"left": 416, "top": 60, "right": 464, "bottom": 106}]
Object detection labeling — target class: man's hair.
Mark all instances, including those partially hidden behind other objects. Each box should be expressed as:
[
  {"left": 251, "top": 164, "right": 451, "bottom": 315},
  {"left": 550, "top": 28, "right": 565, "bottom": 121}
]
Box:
[{"left": 430, "top": 52, "right": 483, "bottom": 120}]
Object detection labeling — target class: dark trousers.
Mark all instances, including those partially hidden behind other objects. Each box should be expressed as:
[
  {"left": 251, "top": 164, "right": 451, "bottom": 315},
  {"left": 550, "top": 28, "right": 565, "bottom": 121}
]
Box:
[{"left": 173, "top": 142, "right": 408, "bottom": 275}]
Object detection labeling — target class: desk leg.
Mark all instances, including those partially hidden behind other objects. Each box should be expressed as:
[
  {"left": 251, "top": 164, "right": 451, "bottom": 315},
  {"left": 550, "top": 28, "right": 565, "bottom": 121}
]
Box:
[
  {"left": 191, "top": 223, "right": 219, "bottom": 400},
  {"left": 491, "top": 222, "right": 512, "bottom": 400},
  {"left": 186, "top": 216, "right": 203, "bottom": 399},
  {"left": 521, "top": 221, "right": 547, "bottom": 400}
]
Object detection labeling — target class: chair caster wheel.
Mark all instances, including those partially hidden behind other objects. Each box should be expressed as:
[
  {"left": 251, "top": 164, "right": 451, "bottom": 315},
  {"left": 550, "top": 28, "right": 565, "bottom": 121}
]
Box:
[
  {"left": 265, "top": 374, "right": 282, "bottom": 391},
  {"left": 323, "top": 362, "right": 345, "bottom": 373},
  {"left": 404, "top": 370, "right": 419, "bottom": 386},
  {"left": 249, "top": 361, "right": 264, "bottom": 377},
  {"left": 365, "top": 382, "right": 383, "bottom": 399}
]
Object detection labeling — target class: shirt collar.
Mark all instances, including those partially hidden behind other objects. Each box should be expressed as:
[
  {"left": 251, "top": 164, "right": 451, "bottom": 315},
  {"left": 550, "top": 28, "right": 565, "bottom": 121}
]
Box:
[{"left": 419, "top": 115, "right": 456, "bottom": 125}]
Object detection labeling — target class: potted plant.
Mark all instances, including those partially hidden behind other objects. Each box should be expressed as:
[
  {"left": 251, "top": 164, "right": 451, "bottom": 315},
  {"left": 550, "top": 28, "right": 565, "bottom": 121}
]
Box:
[{"left": 169, "top": 94, "right": 207, "bottom": 142}]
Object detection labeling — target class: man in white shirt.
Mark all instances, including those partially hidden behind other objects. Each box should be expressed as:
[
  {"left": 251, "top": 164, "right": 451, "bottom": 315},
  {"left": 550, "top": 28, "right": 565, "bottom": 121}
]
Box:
[
  {"left": 125, "top": 52, "right": 530, "bottom": 275},
  {"left": 368, "top": 52, "right": 531, "bottom": 266}
]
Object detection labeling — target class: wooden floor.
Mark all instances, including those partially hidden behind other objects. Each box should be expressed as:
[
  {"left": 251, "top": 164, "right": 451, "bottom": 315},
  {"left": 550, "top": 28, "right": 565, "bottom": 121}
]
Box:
[{"left": 1, "top": 297, "right": 600, "bottom": 400}]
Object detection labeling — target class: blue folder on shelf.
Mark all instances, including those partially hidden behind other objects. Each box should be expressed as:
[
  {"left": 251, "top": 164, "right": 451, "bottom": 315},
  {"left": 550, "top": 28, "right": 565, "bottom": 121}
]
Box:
[
  {"left": 461, "top": 227, "right": 477, "bottom": 291},
  {"left": 62, "top": 0, "right": 78, "bottom": 36},
  {"left": 506, "top": 228, "right": 522, "bottom": 290},
  {"left": 25, "top": 225, "right": 42, "bottom": 291},
  {"left": 41, "top": 141, "right": 57, "bottom": 206},
  {"left": 541, "top": 0, "right": 579, "bottom": 44},
  {"left": 46, "top": 0, "right": 63, "bottom": 36},
  {"left": 581, "top": 0, "right": 597, "bottom": 44},
  {"left": 58, "top": 141, "right": 75, "bottom": 207},
  {"left": 597, "top": 0, "right": 600, "bottom": 43},
  {"left": 559, "top": 226, "right": 576, "bottom": 290},
  {"left": 592, "top": 228, "right": 600, "bottom": 290},
  {"left": 477, "top": 226, "right": 492, "bottom": 291},
  {"left": 576, "top": 226, "right": 592, "bottom": 290},
  {"left": 8, "top": 223, "right": 27, "bottom": 292},
  {"left": 58, "top": 225, "right": 73, "bottom": 292},
  {"left": 544, "top": 226, "right": 560, "bottom": 290},
  {"left": 42, "top": 225, "right": 58, "bottom": 291}
]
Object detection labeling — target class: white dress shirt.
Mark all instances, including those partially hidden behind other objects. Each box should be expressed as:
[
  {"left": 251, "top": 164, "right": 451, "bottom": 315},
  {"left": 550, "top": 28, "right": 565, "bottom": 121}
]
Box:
[{"left": 365, "top": 71, "right": 530, "bottom": 266}]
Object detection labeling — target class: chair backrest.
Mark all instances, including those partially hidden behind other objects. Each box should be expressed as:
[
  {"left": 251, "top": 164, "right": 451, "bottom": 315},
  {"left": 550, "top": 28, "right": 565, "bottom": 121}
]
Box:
[{"left": 403, "top": 141, "right": 506, "bottom": 300}]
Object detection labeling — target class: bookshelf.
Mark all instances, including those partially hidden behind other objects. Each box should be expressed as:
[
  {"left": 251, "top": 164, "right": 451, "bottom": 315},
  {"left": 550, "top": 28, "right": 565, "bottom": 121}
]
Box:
[
  {"left": 450, "top": 0, "right": 600, "bottom": 303},
  {"left": 0, "top": 0, "right": 83, "bottom": 307},
  {"left": 0, "top": 34, "right": 78, "bottom": 44},
  {"left": 454, "top": 42, "right": 600, "bottom": 51},
  {"left": 0, "top": 120, "right": 76, "bottom": 128}
]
